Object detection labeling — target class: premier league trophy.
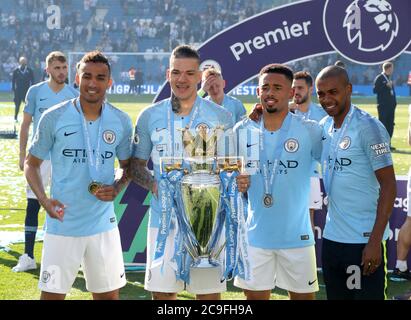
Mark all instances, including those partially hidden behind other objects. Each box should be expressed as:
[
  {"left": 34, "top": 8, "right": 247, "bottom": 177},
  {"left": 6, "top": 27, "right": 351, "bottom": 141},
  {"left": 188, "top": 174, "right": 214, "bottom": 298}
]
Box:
[{"left": 160, "top": 125, "right": 243, "bottom": 269}]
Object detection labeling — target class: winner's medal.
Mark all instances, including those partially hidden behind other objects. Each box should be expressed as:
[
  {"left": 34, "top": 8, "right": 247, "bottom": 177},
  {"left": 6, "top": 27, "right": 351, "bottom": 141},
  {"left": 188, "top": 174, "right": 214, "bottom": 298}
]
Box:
[
  {"left": 88, "top": 181, "right": 102, "bottom": 194},
  {"left": 74, "top": 98, "right": 105, "bottom": 196},
  {"left": 263, "top": 194, "right": 273, "bottom": 208}
]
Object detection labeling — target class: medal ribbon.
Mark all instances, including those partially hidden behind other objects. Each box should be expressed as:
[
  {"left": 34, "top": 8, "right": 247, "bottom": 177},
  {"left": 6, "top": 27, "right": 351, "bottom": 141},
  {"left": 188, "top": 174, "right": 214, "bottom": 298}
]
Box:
[
  {"left": 74, "top": 98, "right": 104, "bottom": 183},
  {"left": 322, "top": 106, "right": 356, "bottom": 197},
  {"left": 259, "top": 113, "right": 292, "bottom": 200}
]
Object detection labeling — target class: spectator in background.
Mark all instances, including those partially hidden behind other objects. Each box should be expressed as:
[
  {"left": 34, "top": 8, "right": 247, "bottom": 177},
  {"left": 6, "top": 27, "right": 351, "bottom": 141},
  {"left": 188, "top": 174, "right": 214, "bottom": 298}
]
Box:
[
  {"left": 200, "top": 67, "right": 246, "bottom": 123},
  {"left": 135, "top": 67, "right": 144, "bottom": 94},
  {"left": 128, "top": 66, "right": 136, "bottom": 94},
  {"left": 12, "top": 56, "right": 34, "bottom": 122},
  {"left": 373, "top": 62, "right": 397, "bottom": 150}
]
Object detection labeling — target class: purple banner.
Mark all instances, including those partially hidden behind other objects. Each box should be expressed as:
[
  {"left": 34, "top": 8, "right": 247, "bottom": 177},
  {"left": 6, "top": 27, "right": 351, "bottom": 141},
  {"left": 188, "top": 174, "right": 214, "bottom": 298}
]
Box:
[{"left": 154, "top": 0, "right": 411, "bottom": 102}]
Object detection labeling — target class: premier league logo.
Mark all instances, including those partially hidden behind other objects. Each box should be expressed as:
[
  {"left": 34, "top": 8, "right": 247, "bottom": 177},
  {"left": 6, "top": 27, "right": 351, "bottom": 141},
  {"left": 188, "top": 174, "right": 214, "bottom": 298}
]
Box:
[
  {"left": 343, "top": 0, "right": 398, "bottom": 52},
  {"left": 323, "top": 0, "right": 410, "bottom": 64}
]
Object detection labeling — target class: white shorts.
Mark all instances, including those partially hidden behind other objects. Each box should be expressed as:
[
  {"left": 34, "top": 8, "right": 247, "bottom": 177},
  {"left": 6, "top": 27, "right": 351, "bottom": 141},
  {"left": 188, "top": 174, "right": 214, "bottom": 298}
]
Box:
[
  {"left": 309, "top": 177, "right": 322, "bottom": 210},
  {"left": 234, "top": 245, "right": 319, "bottom": 293},
  {"left": 26, "top": 160, "right": 51, "bottom": 199},
  {"left": 38, "top": 228, "right": 126, "bottom": 294},
  {"left": 145, "top": 227, "right": 226, "bottom": 295}
]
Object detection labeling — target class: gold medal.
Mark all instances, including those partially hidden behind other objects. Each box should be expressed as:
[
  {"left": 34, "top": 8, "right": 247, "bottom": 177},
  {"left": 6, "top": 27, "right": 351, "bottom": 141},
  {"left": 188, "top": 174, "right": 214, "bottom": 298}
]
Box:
[
  {"left": 263, "top": 194, "right": 273, "bottom": 208},
  {"left": 88, "top": 181, "right": 102, "bottom": 194}
]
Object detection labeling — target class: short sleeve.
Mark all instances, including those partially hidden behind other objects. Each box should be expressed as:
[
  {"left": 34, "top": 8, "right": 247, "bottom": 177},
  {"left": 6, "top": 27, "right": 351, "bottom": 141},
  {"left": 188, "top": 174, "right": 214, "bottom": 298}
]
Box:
[
  {"left": 360, "top": 118, "right": 393, "bottom": 171},
  {"left": 28, "top": 111, "right": 55, "bottom": 160},
  {"left": 306, "top": 120, "right": 323, "bottom": 162},
  {"left": 23, "top": 85, "right": 38, "bottom": 116},
  {"left": 132, "top": 108, "right": 152, "bottom": 160},
  {"left": 116, "top": 113, "right": 133, "bottom": 160}
]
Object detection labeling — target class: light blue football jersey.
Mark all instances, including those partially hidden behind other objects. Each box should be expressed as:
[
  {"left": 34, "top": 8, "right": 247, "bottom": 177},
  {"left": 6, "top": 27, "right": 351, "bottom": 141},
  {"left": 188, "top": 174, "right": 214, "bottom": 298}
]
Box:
[
  {"left": 24, "top": 81, "right": 79, "bottom": 136},
  {"left": 132, "top": 96, "right": 234, "bottom": 228},
  {"left": 294, "top": 102, "right": 327, "bottom": 123},
  {"left": 234, "top": 112, "right": 323, "bottom": 249},
  {"left": 294, "top": 102, "right": 327, "bottom": 177},
  {"left": 320, "top": 106, "right": 393, "bottom": 243},
  {"left": 29, "top": 98, "right": 133, "bottom": 236},
  {"left": 206, "top": 94, "right": 247, "bottom": 124}
]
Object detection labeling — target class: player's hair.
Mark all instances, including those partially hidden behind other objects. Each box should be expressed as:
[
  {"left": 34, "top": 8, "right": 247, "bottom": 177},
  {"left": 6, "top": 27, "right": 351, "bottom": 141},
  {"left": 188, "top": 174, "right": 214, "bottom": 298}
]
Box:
[
  {"left": 259, "top": 64, "right": 294, "bottom": 83},
  {"left": 46, "top": 51, "right": 67, "bottom": 67},
  {"left": 334, "top": 60, "right": 345, "bottom": 68},
  {"left": 294, "top": 71, "right": 313, "bottom": 87},
  {"left": 316, "top": 65, "right": 350, "bottom": 85},
  {"left": 382, "top": 61, "right": 393, "bottom": 71},
  {"left": 170, "top": 45, "right": 200, "bottom": 64},
  {"left": 76, "top": 51, "right": 111, "bottom": 75},
  {"left": 202, "top": 67, "right": 223, "bottom": 79}
]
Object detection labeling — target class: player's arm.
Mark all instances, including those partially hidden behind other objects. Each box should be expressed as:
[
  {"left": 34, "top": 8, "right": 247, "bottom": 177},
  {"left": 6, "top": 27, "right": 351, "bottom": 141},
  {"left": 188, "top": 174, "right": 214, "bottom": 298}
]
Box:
[
  {"left": 362, "top": 165, "right": 396, "bottom": 276},
  {"left": 360, "top": 121, "right": 396, "bottom": 275},
  {"left": 95, "top": 159, "right": 130, "bottom": 201},
  {"left": 19, "top": 112, "right": 32, "bottom": 171},
  {"left": 129, "top": 158, "right": 157, "bottom": 196},
  {"left": 25, "top": 153, "right": 64, "bottom": 221}
]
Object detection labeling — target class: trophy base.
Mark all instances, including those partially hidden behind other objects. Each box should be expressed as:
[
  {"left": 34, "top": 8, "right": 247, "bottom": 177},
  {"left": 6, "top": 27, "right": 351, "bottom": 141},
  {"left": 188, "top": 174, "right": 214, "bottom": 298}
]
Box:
[{"left": 192, "top": 257, "right": 220, "bottom": 268}]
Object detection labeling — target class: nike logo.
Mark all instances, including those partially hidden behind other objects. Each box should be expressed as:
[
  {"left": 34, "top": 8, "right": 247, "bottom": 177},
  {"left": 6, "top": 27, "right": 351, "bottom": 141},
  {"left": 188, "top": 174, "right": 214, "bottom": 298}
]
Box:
[
  {"left": 39, "top": 98, "right": 48, "bottom": 101},
  {"left": 321, "top": 137, "right": 327, "bottom": 141},
  {"left": 247, "top": 143, "right": 257, "bottom": 148},
  {"left": 64, "top": 131, "right": 77, "bottom": 136},
  {"left": 120, "top": 272, "right": 125, "bottom": 278},
  {"left": 313, "top": 200, "right": 320, "bottom": 204},
  {"left": 308, "top": 279, "right": 317, "bottom": 286},
  {"left": 156, "top": 127, "right": 166, "bottom": 132}
]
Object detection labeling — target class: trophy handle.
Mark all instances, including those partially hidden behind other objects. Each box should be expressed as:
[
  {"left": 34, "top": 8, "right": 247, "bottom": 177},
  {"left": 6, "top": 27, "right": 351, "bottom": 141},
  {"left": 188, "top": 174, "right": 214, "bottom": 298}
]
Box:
[
  {"left": 159, "top": 157, "right": 185, "bottom": 174},
  {"left": 217, "top": 156, "right": 244, "bottom": 173}
]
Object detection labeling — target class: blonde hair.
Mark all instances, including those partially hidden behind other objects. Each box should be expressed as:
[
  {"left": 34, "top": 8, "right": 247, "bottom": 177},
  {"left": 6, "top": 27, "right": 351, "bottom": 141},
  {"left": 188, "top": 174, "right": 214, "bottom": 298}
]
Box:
[{"left": 46, "top": 51, "right": 67, "bottom": 67}]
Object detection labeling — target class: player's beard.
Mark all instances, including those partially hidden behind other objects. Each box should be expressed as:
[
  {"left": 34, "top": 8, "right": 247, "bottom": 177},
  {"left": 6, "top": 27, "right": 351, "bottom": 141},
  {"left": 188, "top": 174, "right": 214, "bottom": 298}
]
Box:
[
  {"left": 50, "top": 73, "right": 66, "bottom": 85},
  {"left": 266, "top": 106, "right": 278, "bottom": 114},
  {"left": 294, "top": 92, "right": 308, "bottom": 105}
]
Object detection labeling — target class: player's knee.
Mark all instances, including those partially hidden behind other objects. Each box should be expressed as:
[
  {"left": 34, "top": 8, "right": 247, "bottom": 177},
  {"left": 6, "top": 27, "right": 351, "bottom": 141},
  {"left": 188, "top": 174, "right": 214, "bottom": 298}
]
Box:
[{"left": 152, "top": 292, "right": 177, "bottom": 300}]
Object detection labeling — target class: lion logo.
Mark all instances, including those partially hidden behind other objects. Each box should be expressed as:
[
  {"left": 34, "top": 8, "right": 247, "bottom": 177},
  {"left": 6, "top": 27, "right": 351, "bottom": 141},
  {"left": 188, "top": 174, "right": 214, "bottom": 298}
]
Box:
[{"left": 343, "top": 0, "right": 398, "bottom": 52}]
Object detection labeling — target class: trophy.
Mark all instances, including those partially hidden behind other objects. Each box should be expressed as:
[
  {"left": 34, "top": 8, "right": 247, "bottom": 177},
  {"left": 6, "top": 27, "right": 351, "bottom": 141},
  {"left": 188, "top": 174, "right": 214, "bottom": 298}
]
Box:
[{"left": 160, "top": 125, "right": 243, "bottom": 268}]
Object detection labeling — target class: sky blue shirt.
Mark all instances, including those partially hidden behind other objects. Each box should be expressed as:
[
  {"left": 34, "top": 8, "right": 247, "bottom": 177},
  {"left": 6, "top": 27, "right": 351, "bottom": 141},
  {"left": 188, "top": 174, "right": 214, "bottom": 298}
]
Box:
[
  {"left": 234, "top": 113, "right": 323, "bottom": 249},
  {"left": 29, "top": 98, "right": 133, "bottom": 236},
  {"left": 132, "top": 96, "right": 234, "bottom": 228},
  {"left": 24, "top": 81, "right": 79, "bottom": 137},
  {"left": 207, "top": 94, "right": 247, "bottom": 124},
  {"left": 320, "top": 106, "right": 393, "bottom": 243},
  {"left": 294, "top": 102, "right": 327, "bottom": 123},
  {"left": 294, "top": 102, "right": 327, "bottom": 177}
]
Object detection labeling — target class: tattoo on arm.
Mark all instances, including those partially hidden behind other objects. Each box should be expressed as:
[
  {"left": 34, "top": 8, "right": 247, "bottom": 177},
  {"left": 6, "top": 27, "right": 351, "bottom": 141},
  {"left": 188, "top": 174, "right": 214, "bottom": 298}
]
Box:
[
  {"left": 129, "top": 158, "right": 155, "bottom": 192},
  {"left": 113, "top": 160, "right": 130, "bottom": 194}
]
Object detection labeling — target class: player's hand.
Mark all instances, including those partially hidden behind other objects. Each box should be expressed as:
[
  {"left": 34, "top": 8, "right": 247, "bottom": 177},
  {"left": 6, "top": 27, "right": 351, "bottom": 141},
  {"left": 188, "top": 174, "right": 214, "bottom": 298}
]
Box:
[
  {"left": 236, "top": 174, "right": 250, "bottom": 193},
  {"left": 42, "top": 198, "right": 65, "bottom": 222},
  {"left": 19, "top": 153, "right": 25, "bottom": 171},
  {"left": 288, "top": 102, "right": 298, "bottom": 113},
  {"left": 361, "top": 240, "right": 382, "bottom": 276},
  {"left": 248, "top": 103, "right": 263, "bottom": 122},
  {"left": 201, "top": 74, "right": 217, "bottom": 93},
  {"left": 94, "top": 184, "right": 120, "bottom": 202}
]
